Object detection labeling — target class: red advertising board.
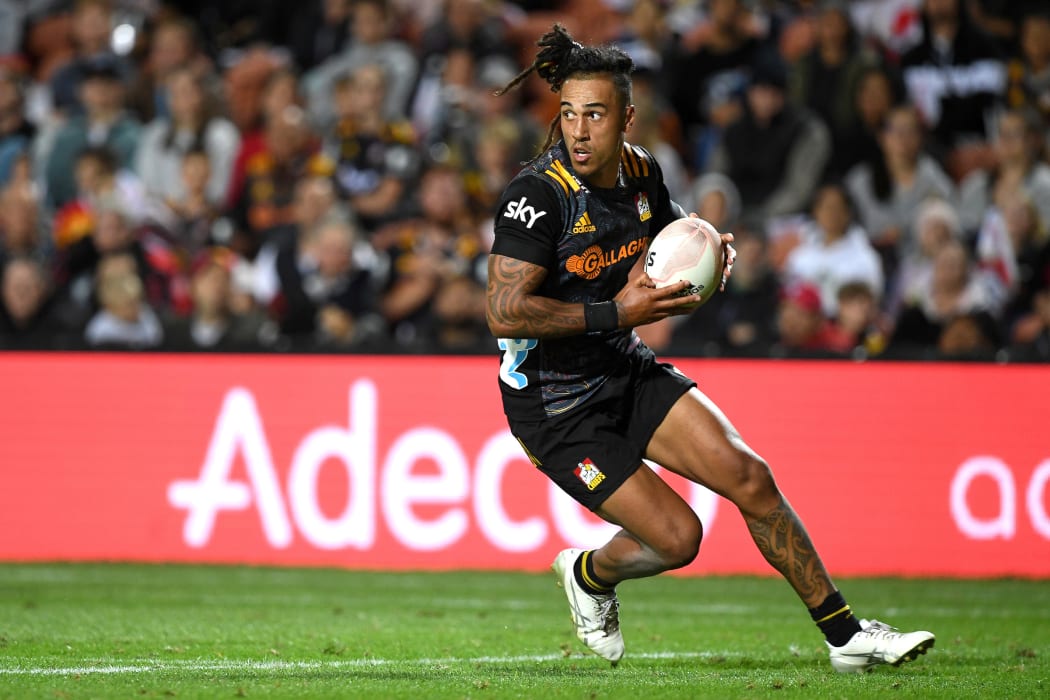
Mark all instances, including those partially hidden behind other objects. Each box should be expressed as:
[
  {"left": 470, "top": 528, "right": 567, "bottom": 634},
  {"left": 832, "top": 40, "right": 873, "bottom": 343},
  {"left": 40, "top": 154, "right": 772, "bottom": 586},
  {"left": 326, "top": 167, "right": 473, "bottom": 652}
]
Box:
[{"left": 0, "top": 352, "right": 1047, "bottom": 577}]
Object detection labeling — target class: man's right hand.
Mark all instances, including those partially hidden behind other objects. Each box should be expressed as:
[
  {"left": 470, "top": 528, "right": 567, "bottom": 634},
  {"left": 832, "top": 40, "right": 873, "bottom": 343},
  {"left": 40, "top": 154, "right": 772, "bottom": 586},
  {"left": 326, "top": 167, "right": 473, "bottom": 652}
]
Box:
[{"left": 613, "top": 275, "right": 699, "bottom": 328}]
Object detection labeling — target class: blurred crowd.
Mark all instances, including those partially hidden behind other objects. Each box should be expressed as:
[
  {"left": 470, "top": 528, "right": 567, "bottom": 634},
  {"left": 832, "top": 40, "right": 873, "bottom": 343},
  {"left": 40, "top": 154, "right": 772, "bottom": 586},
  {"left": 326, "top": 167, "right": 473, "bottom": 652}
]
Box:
[{"left": 0, "top": 0, "right": 1049, "bottom": 361}]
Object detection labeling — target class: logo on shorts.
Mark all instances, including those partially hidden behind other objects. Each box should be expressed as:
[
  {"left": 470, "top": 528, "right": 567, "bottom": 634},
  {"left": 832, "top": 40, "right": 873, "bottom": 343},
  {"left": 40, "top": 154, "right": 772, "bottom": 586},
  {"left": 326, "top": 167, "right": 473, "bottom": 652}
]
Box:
[{"left": 574, "top": 458, "right": 606, "bottom": 491}]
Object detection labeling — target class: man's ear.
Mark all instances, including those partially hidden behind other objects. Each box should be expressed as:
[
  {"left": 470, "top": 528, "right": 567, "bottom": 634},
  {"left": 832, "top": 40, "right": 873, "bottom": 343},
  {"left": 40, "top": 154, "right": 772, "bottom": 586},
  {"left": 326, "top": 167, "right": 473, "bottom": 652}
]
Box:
[{"left": 623, "top": 104, "right": 636, "bottom": 134}]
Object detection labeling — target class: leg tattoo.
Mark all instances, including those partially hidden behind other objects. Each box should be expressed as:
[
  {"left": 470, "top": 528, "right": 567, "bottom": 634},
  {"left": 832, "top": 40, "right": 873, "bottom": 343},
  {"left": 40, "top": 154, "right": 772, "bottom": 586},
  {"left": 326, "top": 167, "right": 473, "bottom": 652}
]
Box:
[{"left": 745, "top": 497, "right": 834, "bottom": 607}]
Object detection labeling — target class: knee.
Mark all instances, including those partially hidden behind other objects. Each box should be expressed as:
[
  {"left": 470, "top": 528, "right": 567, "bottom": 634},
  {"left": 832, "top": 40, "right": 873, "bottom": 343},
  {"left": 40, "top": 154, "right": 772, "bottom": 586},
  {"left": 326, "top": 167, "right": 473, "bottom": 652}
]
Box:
[
  {"left": 655, "top": 516, "right": 703, "bottom": 570},
  {"left": 722, "top": 451, "right": 779, "bottom": 513}
]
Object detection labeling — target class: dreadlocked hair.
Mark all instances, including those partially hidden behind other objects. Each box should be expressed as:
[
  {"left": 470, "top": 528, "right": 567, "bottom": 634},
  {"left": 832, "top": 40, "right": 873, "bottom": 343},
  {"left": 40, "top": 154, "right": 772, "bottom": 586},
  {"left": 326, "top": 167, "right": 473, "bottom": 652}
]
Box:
[{"left": 495, "top": 24, "right": 635, "bottom": 157}]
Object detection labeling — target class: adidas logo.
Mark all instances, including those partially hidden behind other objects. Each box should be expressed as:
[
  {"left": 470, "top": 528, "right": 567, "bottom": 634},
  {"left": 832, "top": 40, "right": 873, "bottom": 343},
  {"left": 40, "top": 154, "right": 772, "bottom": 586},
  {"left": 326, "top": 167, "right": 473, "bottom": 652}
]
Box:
[{"left": 572, "top": 211, "right": 597, "bottom": 234}]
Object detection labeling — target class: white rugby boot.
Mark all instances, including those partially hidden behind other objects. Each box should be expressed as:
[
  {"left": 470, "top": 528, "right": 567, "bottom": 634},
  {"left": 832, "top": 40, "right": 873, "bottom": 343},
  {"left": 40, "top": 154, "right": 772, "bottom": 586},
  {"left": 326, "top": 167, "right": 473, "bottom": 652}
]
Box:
[
  {"left": 828, "top": 618, "right": 935, "bottom": 673},
  {"left": 551, "top": 548, "right": 624, "bottom": 666}
]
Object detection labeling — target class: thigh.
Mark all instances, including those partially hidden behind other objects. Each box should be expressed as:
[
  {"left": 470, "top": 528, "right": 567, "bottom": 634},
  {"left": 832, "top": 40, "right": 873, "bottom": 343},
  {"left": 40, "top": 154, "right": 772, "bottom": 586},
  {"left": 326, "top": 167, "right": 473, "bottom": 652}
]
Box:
[
  {"left": 645, "top": 387, "right": 769, "bottom": 500},
  {"left": 594, "top": 462, "right": 700, "bottom": 547}
]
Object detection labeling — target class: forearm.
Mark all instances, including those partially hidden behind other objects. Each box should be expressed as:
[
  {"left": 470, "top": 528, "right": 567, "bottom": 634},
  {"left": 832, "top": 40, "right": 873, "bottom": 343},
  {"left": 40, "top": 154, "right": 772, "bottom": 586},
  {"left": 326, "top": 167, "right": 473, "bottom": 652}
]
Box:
[
  {"left": 486, "top": 254, "right": 616, "bottom": 338},
  {"left": 488, "top": 290, "right": 594, "bottom": 338}
]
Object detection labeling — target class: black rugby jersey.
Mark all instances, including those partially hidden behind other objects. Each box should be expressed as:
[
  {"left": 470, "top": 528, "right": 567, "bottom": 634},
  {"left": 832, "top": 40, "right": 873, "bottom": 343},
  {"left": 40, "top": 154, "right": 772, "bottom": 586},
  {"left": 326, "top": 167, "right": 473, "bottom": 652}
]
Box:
[{"left": 491, "top": 140, "right": 684, "bottom": 419}]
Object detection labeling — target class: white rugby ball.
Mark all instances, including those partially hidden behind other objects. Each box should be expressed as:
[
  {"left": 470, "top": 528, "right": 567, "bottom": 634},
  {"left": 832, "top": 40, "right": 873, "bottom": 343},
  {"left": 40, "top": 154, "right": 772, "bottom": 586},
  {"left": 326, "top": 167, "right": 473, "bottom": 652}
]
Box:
[{"left": 645, "top": 217, "right": 724, "bottom": 309}]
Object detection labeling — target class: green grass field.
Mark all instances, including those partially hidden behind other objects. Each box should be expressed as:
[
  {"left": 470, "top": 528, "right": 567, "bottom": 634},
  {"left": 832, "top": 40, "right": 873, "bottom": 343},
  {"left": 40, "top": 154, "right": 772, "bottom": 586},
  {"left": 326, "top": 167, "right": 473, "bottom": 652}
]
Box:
[{"left": 0, "top": 563, "right": 1046, "bottom": 699}]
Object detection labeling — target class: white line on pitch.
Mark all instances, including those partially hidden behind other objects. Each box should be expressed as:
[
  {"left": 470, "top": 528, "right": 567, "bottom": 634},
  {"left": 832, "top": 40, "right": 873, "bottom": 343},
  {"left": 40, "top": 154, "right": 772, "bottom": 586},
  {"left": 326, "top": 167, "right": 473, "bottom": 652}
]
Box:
[{"left": 0, "top": 651, "right": 743, "bottom": 676}]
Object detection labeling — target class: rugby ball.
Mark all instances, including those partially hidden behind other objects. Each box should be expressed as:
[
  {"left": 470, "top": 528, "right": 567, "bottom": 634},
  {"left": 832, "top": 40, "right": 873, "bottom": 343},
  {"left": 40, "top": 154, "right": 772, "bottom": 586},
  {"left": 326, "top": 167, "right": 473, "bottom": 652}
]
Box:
[{"left": 644, "top": 217, "right": 724, "bottom": 309}]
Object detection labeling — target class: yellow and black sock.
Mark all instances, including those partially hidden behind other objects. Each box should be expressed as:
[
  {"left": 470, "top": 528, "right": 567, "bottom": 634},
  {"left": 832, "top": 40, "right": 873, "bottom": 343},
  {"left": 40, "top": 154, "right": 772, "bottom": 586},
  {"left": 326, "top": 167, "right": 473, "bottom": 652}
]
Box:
[
  {"left": 573, "top": 550, "right": 615, "bottom": 595},
  {"left": 809, "top": 591, "right": 862, "bottom": 647}
]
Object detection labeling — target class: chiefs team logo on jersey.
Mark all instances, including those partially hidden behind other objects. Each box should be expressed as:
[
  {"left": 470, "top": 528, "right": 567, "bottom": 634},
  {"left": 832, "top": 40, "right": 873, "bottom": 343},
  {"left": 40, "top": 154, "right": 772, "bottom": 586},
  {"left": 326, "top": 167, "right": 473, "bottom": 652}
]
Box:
[
  {"left": 565, "top": 237, "right": 648, "bottom": 280},
  {"left": 574, "top": 458, "right": 606, "bottom": 491},
  {"left": 635, "top": 193, "right": 652, "bottom": 222}
]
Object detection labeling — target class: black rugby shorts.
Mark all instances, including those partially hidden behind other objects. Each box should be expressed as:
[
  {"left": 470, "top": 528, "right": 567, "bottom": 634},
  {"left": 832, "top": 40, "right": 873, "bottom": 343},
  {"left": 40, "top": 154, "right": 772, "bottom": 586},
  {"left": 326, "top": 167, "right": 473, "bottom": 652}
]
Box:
[{"left": 509, "top": 356, "right": 695, "bottom": 511}]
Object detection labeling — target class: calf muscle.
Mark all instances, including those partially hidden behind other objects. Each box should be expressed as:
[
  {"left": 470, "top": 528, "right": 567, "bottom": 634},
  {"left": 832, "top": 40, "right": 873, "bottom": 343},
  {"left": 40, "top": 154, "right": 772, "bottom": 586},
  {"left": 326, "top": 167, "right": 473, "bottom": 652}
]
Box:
[{"left": 745, "top": 497, "right": 834, "bottom": 608}]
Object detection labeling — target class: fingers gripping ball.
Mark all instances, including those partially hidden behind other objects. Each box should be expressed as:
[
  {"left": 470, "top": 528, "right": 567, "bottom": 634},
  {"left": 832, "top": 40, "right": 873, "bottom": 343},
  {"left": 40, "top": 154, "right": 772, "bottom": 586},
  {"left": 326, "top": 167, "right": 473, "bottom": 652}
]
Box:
[{"left": 644, "top": 217, "right": 725, "bottom": 309}]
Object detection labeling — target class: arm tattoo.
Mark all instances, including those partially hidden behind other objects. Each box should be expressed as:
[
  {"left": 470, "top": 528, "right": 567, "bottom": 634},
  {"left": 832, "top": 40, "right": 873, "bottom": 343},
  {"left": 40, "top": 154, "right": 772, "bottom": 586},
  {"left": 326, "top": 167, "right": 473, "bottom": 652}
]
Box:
[
  {"left": 487, "top": 255, "right": 590, "bottom": 338},
  {"left": 745, "top": 498, "right": 834, "bottom": 607}
]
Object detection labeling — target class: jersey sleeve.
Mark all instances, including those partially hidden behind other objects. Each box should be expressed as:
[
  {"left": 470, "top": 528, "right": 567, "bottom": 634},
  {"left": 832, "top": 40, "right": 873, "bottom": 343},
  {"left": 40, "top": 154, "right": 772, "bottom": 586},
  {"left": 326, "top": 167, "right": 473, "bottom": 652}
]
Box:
[{"left": 491, "top": 175, "right": 563, "bottom": 268}]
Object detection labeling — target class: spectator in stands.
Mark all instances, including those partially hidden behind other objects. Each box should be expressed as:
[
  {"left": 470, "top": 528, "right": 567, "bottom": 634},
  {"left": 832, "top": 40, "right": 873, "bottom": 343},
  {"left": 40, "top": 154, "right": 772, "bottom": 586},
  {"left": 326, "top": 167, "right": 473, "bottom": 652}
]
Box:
[
  {"left": 613, "top": 0, "right": 675, "bottom": 94},
  {"left": 250, "top": 175, "right": 349, "bottom": 307},
  {"left": 55, "top": 199, "right": 183, "bottom": 319},
  {"left": 225, "top": 65, "right": 302, "bottom": 208},
  {"left": 891, "top": 238, "right": 1003, "bottom": 353},
  {"left": 833, "top": 66, "right": 901, "bottom": 182},
  {"left": 416, "top": 0, "right": 508, "bottom": 68},
  {"left": 330, "top": 63, "right": 418, "bottom": 234},
  {"left": 901, "top": 0, "right": 1006, "bottom": 180},
  {"left": 1005, "top": 10, "right": 1050, "bottom": 127},
  {"left": 1010, "top": 286, "right": 1050, "bottom": 360},
  {"left": 462, "top": 116, "right": 527, "bottom": 219},
  {"left": 0, "top": 68, "right": 35, "bottom": 186},
  {"left": 844, "top": 104, "right": 955, "bottom": 275},
  {"left": 417, "top": 47, "right": 487, "bottom": 168},
  {"left": 55, "top": 146, "right": 155, "bottom": 234},
  {"left": 42, "top": 55, "right": 141, "bottom": 210},
  {"left": 958, "top": 107, "right": 1050, "bottom": 235},
  {"left": 0, "top": 182, "right": 47, "bottom": 266},
  {"left": 708, "top": 46, "right": 831, "bottom": 232},
  {"left": 691, "top": 173, "right": 739, "bottom": 234},
  {"left": 161, "top": 149, "right": 221, "bottom": 256},
  {"left": 163, "top": 247, "right": 274, "bottom": 351},
  {"left": 669, "top": 0, "right": 761, "bottom": 170},
  {"left": 469, "top": 55, "right": 544, "bottom": 167},
  {"left": 984, "top": 190, "right": 1049, "bottom": 326},
  {"left": 782, "top": 183, "right": 884, "bottom": 316},
  {"left": 1010, "top": 197, "right": 1050, "bottom": 309},
  {"left": 228, "top": 104, "right": 333, "bottom": 259},
  {"left": 270, "top": 217, "right": 382, "bottom": 347},
  {"left": 829, "top": 280, "right": 891, "bottom": 358},
  {"left": 889, "top": 197, "right": 962, "bottom": 318},
  {"left": 222, "top": 49, "right": 293, "bottom": 141},
  {"left": 0, "top": 256, "right": 75, "bottom": 348},
  {"left": 416, "top": 273, "right": 491, "bottom": 354},
  {"left": 48, "top": 0, "right": 133, "bottom": 116},
  {"left": 303, "top": 0, "right": 418, "bottom": 130},
  {"left": 374, "top": 162, "right": 484, "bottom": 346},
  {"left": 83, "top": 251, "right": 164, "bottom": 349},
  {"left": 414, "top": 52, "right": 542, "bottom": 172},
  {"left": 772, "top": 279, "right": 849, "bottom": 355},
  {"left": 285, "top": 0, "right": 353, "bottom": 74},
  {"left": 134, "top": 67, "right": 239, "bottom": 215},
  {"left": 787, "top": 2, "right": 880, "bottom": 180},
  {"left": 127, "top": 15, "right": 213, "bottom": 123},
  {"left": 936, "top": 310, "right": 1001, "bottom": 358}
]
